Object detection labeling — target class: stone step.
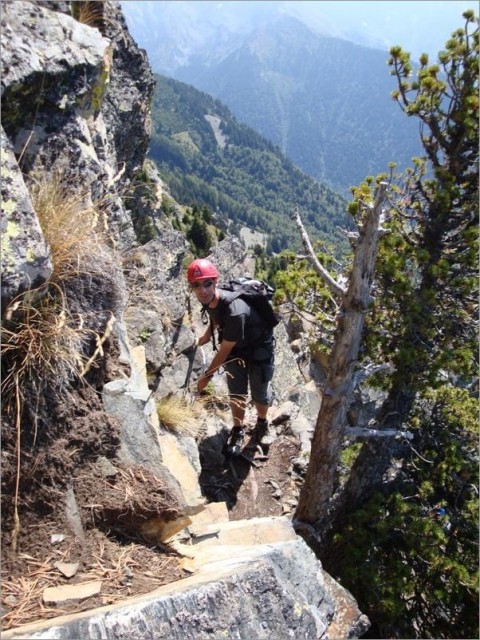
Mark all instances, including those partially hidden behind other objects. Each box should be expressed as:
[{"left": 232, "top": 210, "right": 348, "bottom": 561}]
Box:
[{"left": 173, "top": 515, "right": 298, "bottom": 574}]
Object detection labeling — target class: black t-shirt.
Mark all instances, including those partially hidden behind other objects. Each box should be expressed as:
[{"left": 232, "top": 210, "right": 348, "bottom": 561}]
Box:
[{"left": 206, "top": 292, "right": 273, "bottom": 357}]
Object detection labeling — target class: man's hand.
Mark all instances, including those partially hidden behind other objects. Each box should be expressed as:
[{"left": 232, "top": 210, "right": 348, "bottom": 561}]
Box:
[
  {"left": 197, "top": 373, "right": 212, "bottom": 392},
  {"left": 197, "top": 339, "right": 236, "bottom": 393}
]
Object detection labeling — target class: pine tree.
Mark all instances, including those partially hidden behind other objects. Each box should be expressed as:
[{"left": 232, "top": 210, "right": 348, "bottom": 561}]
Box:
[
  {"left": 317, "top": 13, "right": 479, "bottom": 637},
  {"left": 325, "top": 386, "right": 478, "bottom": 639},
  {"left": 340, "top": 11, "right": 479, "bottom": 512},
  {"left": 378, "top": 10, "right": 478, "bottom": 405},
  {"left": 287, "top": 13, "right": 478, "bottom": 636}
]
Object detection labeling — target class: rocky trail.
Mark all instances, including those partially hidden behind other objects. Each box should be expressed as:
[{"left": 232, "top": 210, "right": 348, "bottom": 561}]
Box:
[{"left": 0, "top": 3, "right": 367, "bottom": 637}]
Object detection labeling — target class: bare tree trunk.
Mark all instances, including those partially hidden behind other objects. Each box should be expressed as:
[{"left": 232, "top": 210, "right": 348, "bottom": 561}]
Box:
[{"left": 294, "top": 183, "right": 388, "bottom": 528}]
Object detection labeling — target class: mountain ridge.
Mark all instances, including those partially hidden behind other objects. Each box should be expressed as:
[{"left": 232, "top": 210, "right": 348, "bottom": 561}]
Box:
[
  {"left": 149, "top": 73, "right": 350, "bottom": 256},
  {"left": 173, "top": 14, "right": 422, "bottom": 194},
  {"left": 122, "top": 5, "right": 423, "bottom": 195}
]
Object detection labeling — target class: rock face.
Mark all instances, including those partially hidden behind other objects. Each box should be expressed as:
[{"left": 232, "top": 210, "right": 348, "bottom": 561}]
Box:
[
  {"left": 0, "top": 129, "right": 53, "bottom": 308},
  {"left": 0, "top": 2, "right": 368, "bottom": 638},
  {"left": 3, "top": 518, "right": 369, "bottom": 640},
  {"left": 1, "top": 0, "right": 154, "bottom": 306}
]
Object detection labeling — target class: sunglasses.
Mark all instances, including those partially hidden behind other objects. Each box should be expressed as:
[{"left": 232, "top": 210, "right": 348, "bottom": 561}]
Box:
[{"left": 190, "top": 280, "right": 215, "bottom": 290}]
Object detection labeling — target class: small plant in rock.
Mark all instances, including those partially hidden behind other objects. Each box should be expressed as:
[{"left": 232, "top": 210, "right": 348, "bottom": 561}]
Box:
[
  {"left": 161, "top": 194, "right": 176, "bottom": 216},
  {"left": 338, "top": 441, "right": 362, "bottom": 483},
  {"left": 156, "top": 395, "right": 200, "bottom": 437},
  {"left": 138, "top": 327, "right": 153, "bottom": 343}
]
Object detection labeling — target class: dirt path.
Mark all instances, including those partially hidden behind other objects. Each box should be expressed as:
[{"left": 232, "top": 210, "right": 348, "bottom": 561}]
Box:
[{"left": 199, "top": 429, "right": 302, "bottom": 520}]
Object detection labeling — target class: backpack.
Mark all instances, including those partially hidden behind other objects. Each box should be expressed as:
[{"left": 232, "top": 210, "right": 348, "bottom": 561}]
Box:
[{"left": 219, "top": 277, "right": 281, "bottom": 330}]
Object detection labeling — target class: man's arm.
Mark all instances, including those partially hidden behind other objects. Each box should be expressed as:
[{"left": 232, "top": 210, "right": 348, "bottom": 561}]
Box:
[{"left": 197, "top": 339, "right": 236, "bottom": 391}]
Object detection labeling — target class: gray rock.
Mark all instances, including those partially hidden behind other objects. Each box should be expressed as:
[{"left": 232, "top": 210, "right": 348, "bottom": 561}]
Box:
[
  {"left": 1, "top": 128, "right": 52, "bottom": 309},
  {"left": 64, "top": 486, "right": 86, "bottom": 543},
  {"left": 102, "top": 376, "right": 187, "bottom": 507},
  {"left": 100, "top": 1, "right": 155, "bottom": 180},
  {"left": 4, "top": 535, "right": 367, "bottom": 639},
  {"left": 1, "top": 1, "right": 110, "bottom": 145}
]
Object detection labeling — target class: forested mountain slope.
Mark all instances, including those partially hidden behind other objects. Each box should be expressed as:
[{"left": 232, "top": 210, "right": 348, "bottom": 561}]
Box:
[
  {"left": 174, "top": 15, "right": 421, "bottom": 195},
  {"left": 150, "top": 74, "right": 350, "bottom": 255}
]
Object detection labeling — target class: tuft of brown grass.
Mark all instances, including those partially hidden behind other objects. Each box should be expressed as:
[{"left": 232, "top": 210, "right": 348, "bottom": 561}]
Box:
[
  {"left": 29, "top": 173, "right": 106, "bottom": 285},
  {"left": 71, "top": 1, "right": 106, "bottom": 33},
  {"left": 1, "top": 285, "right": 90, "bottom": 400},
  {"left": 156, "top": 395, "right": 200, "bottom": 437}
]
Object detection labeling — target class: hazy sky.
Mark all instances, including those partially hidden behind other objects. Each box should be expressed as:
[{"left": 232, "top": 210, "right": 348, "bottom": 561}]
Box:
[
  {"left": 122, "top": 1, "right": 476, "bottom": 59},
  {"left": 300, "top": 1, "right": 476, "bottom": 57}
]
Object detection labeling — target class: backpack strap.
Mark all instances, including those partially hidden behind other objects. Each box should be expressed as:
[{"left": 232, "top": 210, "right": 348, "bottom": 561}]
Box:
[{"left": 201, "top": 303, "right": 217, "bottom": 352}]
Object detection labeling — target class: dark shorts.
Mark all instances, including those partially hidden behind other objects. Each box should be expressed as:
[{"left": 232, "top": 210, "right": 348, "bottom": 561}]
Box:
[{"left": 225, "top": 355, "right": 274, "bottom": 406}]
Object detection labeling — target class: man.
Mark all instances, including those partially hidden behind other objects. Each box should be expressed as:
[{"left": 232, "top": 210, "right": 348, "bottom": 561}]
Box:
[{"left": 187, "top": 258, "right": 275, "bottom": 456}]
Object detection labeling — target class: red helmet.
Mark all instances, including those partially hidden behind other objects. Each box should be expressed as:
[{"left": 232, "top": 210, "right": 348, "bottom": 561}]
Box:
[{"left": 187, "top": 258, "right": 219, "bottom": 283}]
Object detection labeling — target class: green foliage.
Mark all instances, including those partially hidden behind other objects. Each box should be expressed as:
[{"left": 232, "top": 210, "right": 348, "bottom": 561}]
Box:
[
  {"left": 364, "top": 13, "right": 479, "bottom": 396},
  {"left": 138, "top": 328, "right": 153, "bottom": 343},
  {"left": 261, "top": 248, "right": 338, "bottom": 320},
  {"left": 186, "top": 214, "right": 212, "bottom": 257},
  {"left": 324, "top": 17, "right": 479, "bottom": 638},
  {"left": 161, "top": 194, "right": 176, "bottom": 216},
  {"left": 133, "top": 215, "right": 157, "bottom": 244},
  {"left": 328, "top": 386, "right": 479, "bottom": 639},
  {"left": 172, "top": 202, "right": 220, "bottom": 257},
  {"left": 149, "top": 74, "right": 350, "bottom": 258}
]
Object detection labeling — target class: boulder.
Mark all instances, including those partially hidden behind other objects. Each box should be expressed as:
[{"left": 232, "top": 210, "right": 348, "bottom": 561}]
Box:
[{"left": 2, "top": 518, "right": 369, "bottom": 640}]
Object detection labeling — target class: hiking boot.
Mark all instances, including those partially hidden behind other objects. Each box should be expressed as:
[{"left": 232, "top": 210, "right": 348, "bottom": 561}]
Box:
[
  {"left": 254, "top": 418, "right": 274, "bottom": 447},
  {"left": 225, "top": 426, "right": 245, "bottom": 456}
]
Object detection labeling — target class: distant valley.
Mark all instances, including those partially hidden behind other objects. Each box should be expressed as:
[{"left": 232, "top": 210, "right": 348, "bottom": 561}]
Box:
[
  {"left": 123, "top": 2, "right": 423, "bottom": 196},
  {"left": 149, "top": 74, "right": 350, "bottom": 256}
]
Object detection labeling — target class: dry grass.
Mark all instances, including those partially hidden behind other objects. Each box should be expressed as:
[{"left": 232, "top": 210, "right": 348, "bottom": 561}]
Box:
[
  {"left": 1, "top": 285, "right": 90, "bottom": 400},
  {"left": 29, "top": 173, "right": 106, "bottom": 285},
  {"left": 2, "top": 174, "right": 107, "bottom": 400},
  {"left": 156, "top": 395, "right": 200, "bottom": 437},
  {"left": 71, "top": 1, "right": 105, "bottom": 33}
]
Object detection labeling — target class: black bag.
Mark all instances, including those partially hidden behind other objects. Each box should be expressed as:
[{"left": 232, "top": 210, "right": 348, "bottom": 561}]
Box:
[{"left": 219, "top": 277, "right": 281, "bottom": 330}]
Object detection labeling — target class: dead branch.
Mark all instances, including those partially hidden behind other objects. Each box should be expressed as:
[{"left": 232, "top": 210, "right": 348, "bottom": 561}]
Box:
[
  {"left": 291, "top": 207, "right": 347, "bottom": 297},
  {"left": 346, "top": 427, "right": 413, "bottom": 440}
]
